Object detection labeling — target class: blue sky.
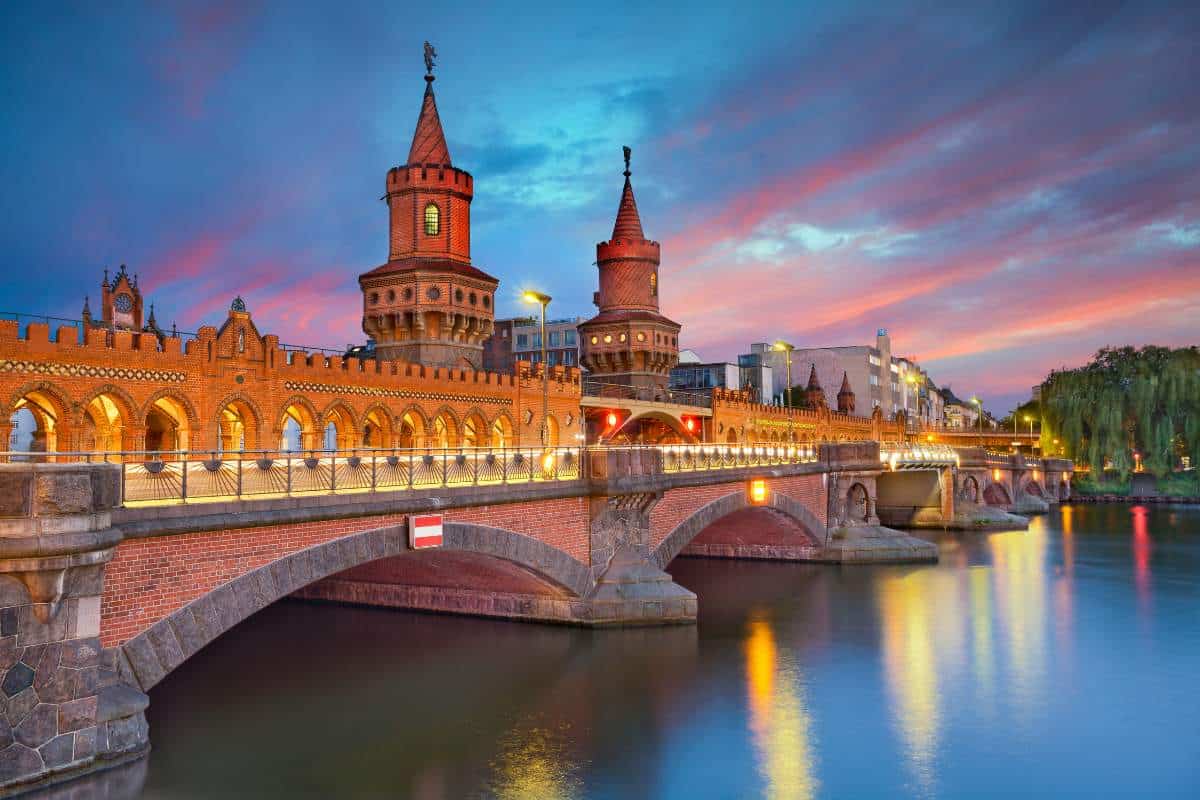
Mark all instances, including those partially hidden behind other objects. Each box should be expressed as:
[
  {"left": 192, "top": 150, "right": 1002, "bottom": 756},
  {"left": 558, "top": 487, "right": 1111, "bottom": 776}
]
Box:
[{"left": 2, "top": 0, "right": 1197, "bottom": 413}]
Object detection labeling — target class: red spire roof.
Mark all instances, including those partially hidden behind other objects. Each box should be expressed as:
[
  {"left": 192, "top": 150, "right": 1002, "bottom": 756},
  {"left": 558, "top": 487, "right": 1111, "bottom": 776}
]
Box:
[
  {"left": 612, "top": 176, "right": 646, "bottom": 240},
  {"left": 839, "top": 371, "right": 853, "bottom": 393},
  {"left": 806, "top": 363, "right": 822, "bottom": 390},
  {"left": 408, "top": 79, "right": 451, "bottom": 165}
]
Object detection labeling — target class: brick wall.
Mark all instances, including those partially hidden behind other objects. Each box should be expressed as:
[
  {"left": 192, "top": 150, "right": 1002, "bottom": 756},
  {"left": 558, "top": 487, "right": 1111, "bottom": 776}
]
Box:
[
  {"left": 100, "top": 497, "right": 592, "bottom": 648},
  {"left": 650, "top": 474, "right": 827, "bottom": 549}
]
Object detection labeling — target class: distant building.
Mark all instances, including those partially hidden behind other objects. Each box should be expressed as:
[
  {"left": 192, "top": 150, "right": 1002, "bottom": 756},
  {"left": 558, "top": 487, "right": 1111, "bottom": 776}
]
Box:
[
  {"left": 669, "top": 358, "right": 740, "bottom": 393},
  {"left": 735, "top": 351, "right": 774, "bottom": 404},
  {"left": 483, "top": 316, "right": 582, "bottom": 373},
  {"left": 741, "top": 329, "right": 941, "bottom": 423}
]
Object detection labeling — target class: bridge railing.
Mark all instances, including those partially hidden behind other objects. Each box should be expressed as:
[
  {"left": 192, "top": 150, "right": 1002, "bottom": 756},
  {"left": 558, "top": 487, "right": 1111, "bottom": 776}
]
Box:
[
  {"left": 652, "top": 443, "right": 820, "bottom": 473},
  {"left": 0, "top": 446, "right": 585, "bottom": 506},
  {"left": 879, "top": 443, "right": 959, "bottom": 470},
  {"left": 582, "top": 379, "right": 713, "bottom": 408}
]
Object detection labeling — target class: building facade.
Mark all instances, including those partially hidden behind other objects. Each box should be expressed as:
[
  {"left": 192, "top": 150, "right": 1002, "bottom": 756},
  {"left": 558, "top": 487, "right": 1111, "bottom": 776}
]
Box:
[{"left": 484, "top": 316, "right": 582, "bottom": 373}]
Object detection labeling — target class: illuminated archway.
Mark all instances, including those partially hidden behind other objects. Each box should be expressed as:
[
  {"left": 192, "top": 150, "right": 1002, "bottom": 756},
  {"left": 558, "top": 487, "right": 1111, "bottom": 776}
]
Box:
[
  {"left": 543, "top": 414, "right": 560, "bottom": 446},
  {"left": 491, "top": 413, "right": 514, "bottom": 448},
  {"left": 82, "top": 390, "right": 135, "bottom": 455},
  {"left": 462, "top": 410, "right": 488, "bottom": 448},
  {"left": 361, "top": 405, "right": 394, "bottom": 449},
  {"left": 846, "top": 483, "right": 870, "bottom": 522},
  {"left": 322, "top": 403, "right": 357, "bottom": 451},
  {"left": 8, "top": 384, "right": 71, "bottom": 455},
  {"left": 217, "top": 396, "right": 261, "bottom": 453},
  {"left": 398, "top": 408, "right": 427, "bottom": 449},
  {"left": 144, "top": 394, "right": 192, "bottom": 453},
  {"left": 726, "top": 428, "right": 738, "bottom": 444},
  {"left": 279, "top": 397, "right": 320, "bottom": 452},
  {"left": 432, "top": 409, "right": 459, "bottom": 449}
]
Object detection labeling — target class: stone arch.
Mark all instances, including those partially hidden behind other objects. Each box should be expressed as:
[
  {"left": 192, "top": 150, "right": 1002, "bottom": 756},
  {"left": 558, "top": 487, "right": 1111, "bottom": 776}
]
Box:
[
  {"left": 320, "top": 401, "right": 358, "bottom": 450},
  {"left": 431, "top": 406, "right": 460, "bottom": 449},
  {"left": 79, "top": 384, "right": 139, "bottom": 454},
  {"left": 651, "top": 489, "right": 825, "bottom": 570},
  {"left": 606, "top": 410, "right": 695, "bottom": 446},
  {"left": 115, "top": 521, "right": 593, "bottom": 692},
  {"left": 397, "top": 405, "right": 429, "bottom": 449},
  {"left": 461, "top": 407, "right": 489, "bottom": 448},
  {"left": 983, "top": 482, "right": 1011, "bottom": 506},
  {"left": 140, "top": 388, "right": 200, "bottom": 454},
  {"left": 490, "top": 411, "right": 515, "bottom": 449},
  {"left": 725, "top": 427, "right": 738, "bottom": 444},
  {"left": 960, "top": 474, "right": 980, "bottom": 504},
  {"left": 360, "top": 403, "right": 394, "bottom": 449},
  {"left": 213, "top": 392, "right": 263, "bottom": 453},
  {"left": 278, "top": 395, "right": 321, "bottom": 451},
  {"left": 6, "top": 380, "right": 74, "bottom": 454},
  {"left": 1022, "top": 478, "right": 1044, "bottom": 498},
  {"left": 846, "top": 482, "right": 871, "bottom": 523}
]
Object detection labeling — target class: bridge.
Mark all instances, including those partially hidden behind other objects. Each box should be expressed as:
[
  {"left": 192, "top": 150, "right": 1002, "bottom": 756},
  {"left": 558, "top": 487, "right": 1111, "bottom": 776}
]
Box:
[{"left": 0, "top": 441, "right": 1072, "bottom": 792}]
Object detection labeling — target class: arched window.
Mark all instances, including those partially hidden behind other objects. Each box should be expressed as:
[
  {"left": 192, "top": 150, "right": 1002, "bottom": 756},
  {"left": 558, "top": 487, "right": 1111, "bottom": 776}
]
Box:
[
  {"left": 424, "top": 203, "right": 440, "bottom": 235},
  {"left": 650, "top": 271, "right": 657, "bottom": 296}
]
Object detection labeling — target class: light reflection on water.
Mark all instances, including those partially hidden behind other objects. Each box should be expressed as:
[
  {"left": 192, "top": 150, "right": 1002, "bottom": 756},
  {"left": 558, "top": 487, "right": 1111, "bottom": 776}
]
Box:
[{"left": 56, "top": 504, "right": 1199, "bottom": 799}]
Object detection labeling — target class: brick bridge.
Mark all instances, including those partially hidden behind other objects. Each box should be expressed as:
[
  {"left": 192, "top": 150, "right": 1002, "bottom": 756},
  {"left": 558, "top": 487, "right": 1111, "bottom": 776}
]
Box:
[{"left": 0, "top": 442, "right": 1071, "bottom": 792}]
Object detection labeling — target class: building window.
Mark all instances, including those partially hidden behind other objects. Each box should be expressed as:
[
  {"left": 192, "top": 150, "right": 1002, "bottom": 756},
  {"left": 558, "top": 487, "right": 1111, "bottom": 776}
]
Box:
[
  {"left": 424, "top": 203, "right": 440, "bottom": 235},
  {"left": 516, "top": 334, "right": 528, "bottom": 348},
  {"left": 369, "top": 292, "right": 379, "bottom": 305},
  {"left": 869, "top": 374, "right": 879, "bottom": 386},
  {"left": 548, "top": 331, "right": 560, "bottom": 347},
  {"left": 532, "top": 333, "right": 541, "bottom": 348},
  {"left": 650, "top": 272, "right": 658, "bottom": 296},
  {"left": 387, "top": 289, "right": 395, "bottom": 302},
  {"left": 564, "top": 330, "right": 576, "bottom": 346},
  {"left": 564, "top": 350, "right": 575, "bottom": 365},
  {"left": 869, "top": 355, "right": 881, "bottom": 367}
]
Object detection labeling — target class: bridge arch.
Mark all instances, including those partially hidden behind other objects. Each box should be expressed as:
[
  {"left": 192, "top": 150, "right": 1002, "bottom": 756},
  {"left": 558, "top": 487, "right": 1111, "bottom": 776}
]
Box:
[
  {"left": 461, "top": 408, "right": 489, "bottom": 448},
  {"left": 278, "top": 395, "right": 321, "bottom": 451},
  {"left": 431, "top": 406, "right": 460, "bottom": 448},
  {"left": 360, "top": 403, "right": 394, "bottom": 448},
  {"left": 607, "top": 410, "right": 696, "bottom": 446},
  {"left": 960, "top": 474, "right": 980, "bottom": 503},
  {"left": 983, "top": 482, "right": 1011, "bottom": 506},
  {"left": 320, "top": 401, "right": 358, "bottom": 450},
  {"left": 490, "top": 411, "right": 514, "bottom": 448},
  {"left": 651, "top": 490, "right": 825, "bottom": 570},
  {"left": 115, "top": 521, "right": 593, "bottom": 693},
  {"left": 214, "top": 392, "right": 263, "bottom": 452},
  {"left": 396, "top": 406, "right": 429, "bottom": 449}
]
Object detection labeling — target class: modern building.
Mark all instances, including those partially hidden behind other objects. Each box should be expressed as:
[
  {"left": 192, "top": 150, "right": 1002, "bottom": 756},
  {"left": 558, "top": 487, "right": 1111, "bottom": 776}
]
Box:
[
  {"left": 483, "top": 316, "right": 582, "bottom": 373},
  {"left": 669, "top": 355, "right": 740, "bottom": 394},
  {"left": 741, "top": 329, "right": 942, "bottom": 423}
]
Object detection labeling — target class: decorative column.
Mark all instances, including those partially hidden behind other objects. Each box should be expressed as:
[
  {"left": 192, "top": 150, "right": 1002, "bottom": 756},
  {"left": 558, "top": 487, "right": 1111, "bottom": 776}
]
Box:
[{"left": 0, "top": 463, "right": 147, "bottom": 792}]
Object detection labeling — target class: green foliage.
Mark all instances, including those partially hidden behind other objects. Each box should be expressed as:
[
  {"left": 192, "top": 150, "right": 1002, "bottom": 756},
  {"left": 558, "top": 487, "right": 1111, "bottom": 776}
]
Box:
[{"left": 1039, "top": 346, "right": 1200, "bottom": 477}]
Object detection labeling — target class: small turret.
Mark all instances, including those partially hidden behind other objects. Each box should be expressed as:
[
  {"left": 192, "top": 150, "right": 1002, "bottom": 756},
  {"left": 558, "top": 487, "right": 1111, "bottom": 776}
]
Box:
[
  {"left": 837, "top": 370, "right": 856, "bottom": 414},
  {"left": 803, "top": 363, "right": 827, "bottom": 409}
]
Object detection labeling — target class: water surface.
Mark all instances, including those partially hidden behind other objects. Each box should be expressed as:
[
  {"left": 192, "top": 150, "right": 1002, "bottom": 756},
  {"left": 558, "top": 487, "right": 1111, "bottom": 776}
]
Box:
[{"left": 127, "top": 505, "right": 1199, "bottom": 798}]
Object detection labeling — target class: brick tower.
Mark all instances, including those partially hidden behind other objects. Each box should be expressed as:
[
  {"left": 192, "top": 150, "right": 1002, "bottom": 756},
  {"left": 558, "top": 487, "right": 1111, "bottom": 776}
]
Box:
[
  {"left": 803, "top": 363, "right": 827, "bottom": 410},
  {"left": 359, "top": 47, "right": 498, "bottom": 368},
  {"left": 578, "top": 147, "right": 680, "bottom": 398}
]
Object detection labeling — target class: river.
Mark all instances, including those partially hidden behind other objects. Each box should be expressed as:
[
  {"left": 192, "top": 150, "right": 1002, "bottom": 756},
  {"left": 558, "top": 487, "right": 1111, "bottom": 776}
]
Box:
[{"left": 78, "top": 504, "right": 1200, "bottom": 798}]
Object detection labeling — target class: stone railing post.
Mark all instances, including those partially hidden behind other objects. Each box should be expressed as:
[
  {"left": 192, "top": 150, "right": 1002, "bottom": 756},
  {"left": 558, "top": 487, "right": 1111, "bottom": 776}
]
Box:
[{"left": 0, "top": 462, "right": 145, "bottom": 793}]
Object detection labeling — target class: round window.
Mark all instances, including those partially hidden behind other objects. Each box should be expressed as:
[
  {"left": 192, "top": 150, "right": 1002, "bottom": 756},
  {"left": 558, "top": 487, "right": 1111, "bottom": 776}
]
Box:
[
  {"left": 603, "top": 334, "right": 613, "bottom": 344},
  {"left": 619, "top": 333, "right": 627, "bottom": 342},
  {"left": 637, "top": 332, "right": 646, "bottom": 342},
  {"left": 590, "top": 336, "right": 598, "bottom": 345},
  {"left": 427, "top": 286, "right": 441, "bottom": 301}
]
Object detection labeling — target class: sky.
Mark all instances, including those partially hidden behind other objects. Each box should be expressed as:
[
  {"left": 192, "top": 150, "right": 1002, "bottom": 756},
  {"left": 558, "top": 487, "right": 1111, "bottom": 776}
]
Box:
[{"left": 2, "top": 1, "right": 1197, "bottom": 415}]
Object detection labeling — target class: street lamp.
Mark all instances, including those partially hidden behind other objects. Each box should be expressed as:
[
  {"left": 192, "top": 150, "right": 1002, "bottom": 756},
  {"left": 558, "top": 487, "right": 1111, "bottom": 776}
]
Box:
[
  {"left": 970, "top": 396, "right": 983, "bottom": 432},
  {"left": 774, "top": 341, "right": 795, "bottom": 443},
  {"left": 522, "top": 291, "right": 552, "bottom": 446},
  {"left": 1023, "top": 414, "right": 1034, "bottom": 437}
]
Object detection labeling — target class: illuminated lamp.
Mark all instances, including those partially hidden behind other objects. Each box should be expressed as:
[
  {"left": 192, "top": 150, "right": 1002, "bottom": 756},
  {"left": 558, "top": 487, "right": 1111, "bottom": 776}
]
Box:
[
  {"left": 684, "top": 417, "right": 696, "bottom": 433},
  {"left": 993, "top": 468, "right": 1002, "bottom": 482},
  {"left": 541, "top": 451, "right": 556, "bottom": 473},
  {"left": 606, "top": 411, "right": 619, "bottom": 428},
  {"left": 749, "top": 479, "right": 768, "bottom": 505}
]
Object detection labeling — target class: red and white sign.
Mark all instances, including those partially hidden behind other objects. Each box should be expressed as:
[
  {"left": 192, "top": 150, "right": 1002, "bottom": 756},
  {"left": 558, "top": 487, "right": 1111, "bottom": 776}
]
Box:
[{"left": 409, "top": 514, "right": 444, "bottom": 549}]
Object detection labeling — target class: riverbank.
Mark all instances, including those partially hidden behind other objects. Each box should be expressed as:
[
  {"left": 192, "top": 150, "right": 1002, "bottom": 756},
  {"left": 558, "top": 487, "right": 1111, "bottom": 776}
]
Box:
[{"left": 1070, "top": 494, "right": 1200, "bottom": 505}]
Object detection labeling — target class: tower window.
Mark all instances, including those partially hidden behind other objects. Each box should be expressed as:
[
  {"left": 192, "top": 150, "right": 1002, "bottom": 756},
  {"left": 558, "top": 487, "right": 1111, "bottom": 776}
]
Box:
[
  {"left": 650, "top": 272, "right": 657, "bottom": 296},
  {"left": 424, "top": 203, "right": 440, "bottom": 235}
]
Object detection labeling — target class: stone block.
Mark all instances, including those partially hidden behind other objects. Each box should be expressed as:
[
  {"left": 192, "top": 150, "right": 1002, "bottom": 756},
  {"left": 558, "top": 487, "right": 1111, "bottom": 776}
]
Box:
[
  {"left": 35, "top": 666, "right": 76, "bottom": 704},
  {"left": 0, "top": 473, "right": 32, "bottom": 517},
  {"left": 61, "top": 637, "right": 100, "bottom": 669},
  {"left": 1, "top": 608, "right": 17, "bottom": 638},
  {"left": 58, "top": 696, "right": 97, "bottom": 733},
  {"left": 0, "top": 637, "right": 17, "bottom": 673},
  {"left": 168, "top": 608, "right": 206, "bottom": 660},
  {"left": 39, "top": 732, "right": 75, "bottom": 768},
  {"left": 34, "top": 473, "right": 92, "bottom": 516},
  {"left": 121, "top": 635, "right": 165, "bottom": 691},
  {"left": 96, "top": 683, "right": 148, "bottom": 724},
  {"left": 2, "top": 662, "right": 34, "bottom": 698},
  {"left": 14, "top": 703, "right": 56, "bottom": 748},
  {"left": 75, "top": 666, "right": 101, "bottom": 699},
  {"left": 0, "top": 743, "right": 43, "bottom": 787},
  {"left": 73, "top": 726, "right": 97, "bottom": 761},
  {"left": 7, "top": 688, "right": 38, "bottom": 728},
  {"left": 89, "top": 468, "right": 121, "bottom": 511},
  {"left": 268, "top": 560, "right": 296, "bottom": 597},
  {"left": 72, "top": 596, "right": 102, "bottom": 639},
  {"left": 146, "top": 622, "right": 185, "bottom": 675},
  {"left": 0, "top": 718, "right": 10, "bottom": 750}
]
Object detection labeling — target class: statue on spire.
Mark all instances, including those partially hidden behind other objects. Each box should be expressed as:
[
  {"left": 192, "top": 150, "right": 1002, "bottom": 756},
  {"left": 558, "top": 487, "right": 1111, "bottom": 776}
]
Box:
[
  {"left": 622, "top": 145, "right": 632, "bottom": 177},
  {"left": 423, "top": 41, "right": 438, "bottom": 76}
]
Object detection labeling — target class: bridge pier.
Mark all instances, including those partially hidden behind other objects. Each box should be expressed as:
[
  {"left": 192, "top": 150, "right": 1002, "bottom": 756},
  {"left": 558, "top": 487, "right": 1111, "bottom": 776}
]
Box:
[{"left": 0, "top": 464, "right": 148, "bottom": 795}]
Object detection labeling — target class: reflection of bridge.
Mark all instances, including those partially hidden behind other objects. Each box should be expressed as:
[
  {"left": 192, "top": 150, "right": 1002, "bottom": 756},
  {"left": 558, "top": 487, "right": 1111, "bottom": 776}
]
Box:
[{"left": 0, "top": 440, "right": 1073, "bottom": 791}]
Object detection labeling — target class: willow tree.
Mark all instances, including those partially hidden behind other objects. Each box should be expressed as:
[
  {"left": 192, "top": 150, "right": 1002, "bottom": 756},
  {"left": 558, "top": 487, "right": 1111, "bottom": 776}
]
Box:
[{"left": 1039, "top": 346, "right": 1200, "bottom": 476}]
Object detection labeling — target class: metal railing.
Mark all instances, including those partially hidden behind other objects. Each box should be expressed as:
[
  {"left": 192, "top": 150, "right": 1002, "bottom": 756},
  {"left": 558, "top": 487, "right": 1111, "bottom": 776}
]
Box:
[
  {"left": 2, "top": 446, "right": 584, "bottom": 506},
  {"left": 879, "top": 443, "right": 959, "bottom": 469},
  {"left": 582, "top": 379, "right": 713, "bottom": 409},
  {"left": 656, "top": 443, "right": 820, "bottom": 473}
]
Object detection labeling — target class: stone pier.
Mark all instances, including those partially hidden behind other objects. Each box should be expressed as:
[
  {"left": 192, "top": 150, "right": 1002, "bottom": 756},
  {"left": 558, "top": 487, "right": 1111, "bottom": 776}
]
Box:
[{"left": 0, "top": 464, "right": 147, "bottom": 796}]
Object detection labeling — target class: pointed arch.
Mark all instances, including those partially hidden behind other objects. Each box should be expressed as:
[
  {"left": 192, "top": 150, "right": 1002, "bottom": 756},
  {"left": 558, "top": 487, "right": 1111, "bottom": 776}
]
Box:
[
  {"left": 320, "top": 401, "right": 359, "bottom": 451},
  {"left": 141, "top": 389, "right": 199, "bottom": 454},
  {"left": 397, "top": 405, "right": 429, "bottom": 449},
  {"left": 543, "top": 413, "right": 560, "bottom": 446},
  {"left": 431, "top": 406, "right": 460, "bottom": 449},
  {"left": 79, "top": 384, "right": 139, "bottom": 455},
  {"left": 490, "top": 411, "right": 515, "bottom": 449},
  {"left": 461, "top": 407, "right": 489, "bottom": 448},
  {"left": 7, "top": 381, "right": 74, "bottom": 455},
  {"left": 360, "top": 403, "right": 395, "bottom": 449},
  {"left": 213, "top": 392, "right": 263, "bottom": 453},
  {"left": 278, "top": 395, "right": 320, "bottom": 451}
]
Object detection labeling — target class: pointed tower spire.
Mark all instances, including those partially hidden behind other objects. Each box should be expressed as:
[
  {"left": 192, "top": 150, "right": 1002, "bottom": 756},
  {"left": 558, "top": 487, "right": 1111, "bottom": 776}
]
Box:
[
  {"left": 839, "top": 370, "right": 852, "bottom": 393},
  {"left": 804, "top": 363, "right": 827, "bottom": 410},
  {"left": 82, "top": 296, "right": 91, "bottom": 322},
  {"left": 407, "top": 45, "right": 451, "bottom": 165},
  {"left": 806, "top": 363, "right": 822, "bottom": 390},
  {"left": 837, "top": 370, "right": 856, "bottom": 414},
  {"left": 612, "top": 146, "right": 645, "bottom": 240}
]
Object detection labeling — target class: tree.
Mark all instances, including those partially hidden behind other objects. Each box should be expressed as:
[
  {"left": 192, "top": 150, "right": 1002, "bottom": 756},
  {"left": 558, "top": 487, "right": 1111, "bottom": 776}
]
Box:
[{"left": 1039, "top": 346, "right": 1200, "bottom": 476}]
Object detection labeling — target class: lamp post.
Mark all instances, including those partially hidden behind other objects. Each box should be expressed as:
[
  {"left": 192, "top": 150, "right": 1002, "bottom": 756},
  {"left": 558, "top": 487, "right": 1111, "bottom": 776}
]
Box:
[
  {"left": 522, "top": 291, "right": 552, "bottom": 446},
  {"left": 1024, "top": 414, "right": 1034, "bottom": 437},
  {"left": 774, "top": 340, "right": 795, "bottom": 443},
  {"left": 970, "top": 396, "right": 983, "bottom": 432}
]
